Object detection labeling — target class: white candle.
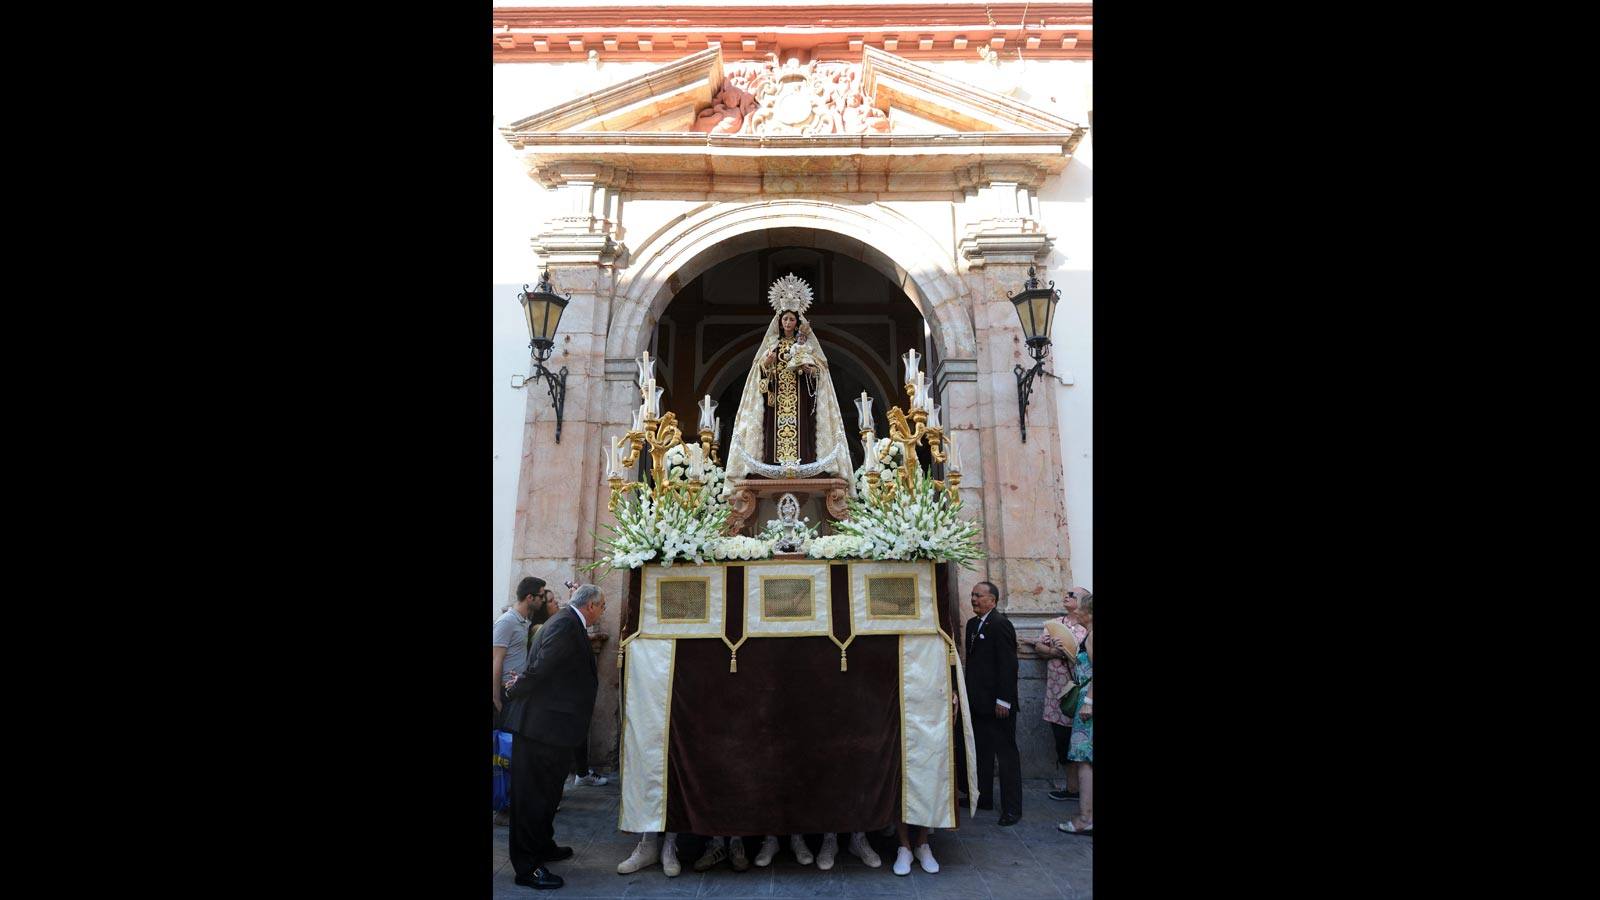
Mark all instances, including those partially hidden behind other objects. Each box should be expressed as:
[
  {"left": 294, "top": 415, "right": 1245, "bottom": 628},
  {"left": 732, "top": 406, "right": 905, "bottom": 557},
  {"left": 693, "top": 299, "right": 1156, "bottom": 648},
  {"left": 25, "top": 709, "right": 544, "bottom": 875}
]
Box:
[
  {"left": 854, "top": 391, "right": 873, "bottom": 431},
  {"left": 948, "top": 432, "right": 962, "bottom": 473},
  {"left": 902, "top": 349, "right": 921, "bottom": 384},
  {"left": 698, "top": 394, "right": 718, "bottom": 431},
  {"left": 684, "top": 443, "right": 705, "bottom": 482},
  {"left": 648, "top": 385, "right": 663, "bottom": 419},
  {"left": 637, "top": 350, "right": 653, "bottom": 389},
  {"left": 712, "top": 415, "right": 720, "bottom": 439},
  {"left": 607, "top": 435, "right": 624, "bottom": 478}
]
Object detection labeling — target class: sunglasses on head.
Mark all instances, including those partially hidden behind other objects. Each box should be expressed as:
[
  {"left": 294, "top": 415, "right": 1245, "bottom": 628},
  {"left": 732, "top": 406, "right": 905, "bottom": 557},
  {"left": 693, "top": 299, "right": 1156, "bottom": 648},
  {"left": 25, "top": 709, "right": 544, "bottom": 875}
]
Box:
[{"left": 1066, "top": 591, "right": 1081, "bottom": 599}]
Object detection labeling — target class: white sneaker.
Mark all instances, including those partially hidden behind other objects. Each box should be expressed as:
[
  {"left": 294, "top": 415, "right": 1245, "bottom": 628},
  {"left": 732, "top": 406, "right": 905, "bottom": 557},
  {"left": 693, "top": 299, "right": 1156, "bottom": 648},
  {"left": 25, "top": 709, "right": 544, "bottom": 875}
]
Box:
[
  {"left": 662, "top": 834, "right": 681, "bottom": 877},
  {"left": 914, "top": 844, "right": 940, "bottom": 874},
  {"left": 790, "top": 834, "right": 814, "bottom": 866},
  {"left": 755, "top": 836, "right": 779, "bottom": 867},
  {"left": 617, "top": 836, "right": 659, "bottom": 874},
  {"left": 575, "top": 771, "right": 609, "bottom": 786},
  {"left": 893, "top": 847, "right": 912, "bottom": 876},
  {"left": 847, "top": 832, "right": 881, "bottom": 868},
  {"left": 817, "top": 833, "right": 837, "bottom": 870}
]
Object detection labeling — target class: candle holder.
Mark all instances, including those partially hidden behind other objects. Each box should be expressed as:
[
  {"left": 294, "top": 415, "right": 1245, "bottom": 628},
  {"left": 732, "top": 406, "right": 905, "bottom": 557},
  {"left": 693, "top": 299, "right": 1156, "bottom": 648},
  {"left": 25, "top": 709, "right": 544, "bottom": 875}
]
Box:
[
  {"left": 925, "top": 425, "right": 947, "bottom": 467},
  {"left": 884, "top": 406, "right": 928, "bottom": 494},
  {"left": 660, "top": 477, "right": 704, "bottom": 510},
  {"left": 929, "top": 468, "right": 962, "bottom": 506},
  {"left": 864, "top": 468, "right": 885, "bottom": 504},
  {"left": 699, "top": 427, "right": 717, "bottom": 466},
  {"left": 607, "top": 474, "right": 647, "bottom": 513},
  {"left": 621, "top": 411, "right": 683, "bottom": 500}
]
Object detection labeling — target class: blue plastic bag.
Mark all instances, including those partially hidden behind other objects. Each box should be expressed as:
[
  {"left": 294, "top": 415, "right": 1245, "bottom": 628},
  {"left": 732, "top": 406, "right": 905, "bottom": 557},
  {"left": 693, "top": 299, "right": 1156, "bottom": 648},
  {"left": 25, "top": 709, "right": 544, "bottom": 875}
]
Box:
[{"left": 493, "top": 730, "right": 514, "bottom": 812}]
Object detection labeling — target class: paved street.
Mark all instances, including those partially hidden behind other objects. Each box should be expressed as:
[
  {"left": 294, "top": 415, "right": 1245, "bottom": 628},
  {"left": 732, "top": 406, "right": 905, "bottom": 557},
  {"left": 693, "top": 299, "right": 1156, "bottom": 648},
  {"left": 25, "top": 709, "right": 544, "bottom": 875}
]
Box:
[{"left": 494, "top": 778, "right": 1092, "bottom": 899}]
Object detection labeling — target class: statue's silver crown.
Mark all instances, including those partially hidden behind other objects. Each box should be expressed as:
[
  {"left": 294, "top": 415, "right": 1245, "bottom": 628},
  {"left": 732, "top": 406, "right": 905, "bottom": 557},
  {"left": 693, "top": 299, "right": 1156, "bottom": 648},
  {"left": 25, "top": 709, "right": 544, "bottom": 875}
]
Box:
[{"left": 767, "top": 274, "right": 814, "bottom": 315}]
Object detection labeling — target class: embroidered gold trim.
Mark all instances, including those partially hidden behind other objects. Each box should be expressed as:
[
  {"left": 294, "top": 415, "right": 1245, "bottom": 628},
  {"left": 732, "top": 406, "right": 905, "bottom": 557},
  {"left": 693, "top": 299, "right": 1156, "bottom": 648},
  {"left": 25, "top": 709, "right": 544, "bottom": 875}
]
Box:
[{"left": 775, "top": 337, "right": 800, "bottom": 464}]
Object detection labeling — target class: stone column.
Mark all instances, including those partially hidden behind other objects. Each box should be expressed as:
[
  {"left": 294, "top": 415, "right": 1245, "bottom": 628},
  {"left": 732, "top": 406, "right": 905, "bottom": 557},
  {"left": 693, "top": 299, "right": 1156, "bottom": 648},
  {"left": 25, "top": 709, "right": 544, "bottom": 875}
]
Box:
[
  {"left": 955, "top": 177, "right": 1075, "bottom": 778},
  {"left": 507, "top": 189, "right": 630, "bottom": 769}
]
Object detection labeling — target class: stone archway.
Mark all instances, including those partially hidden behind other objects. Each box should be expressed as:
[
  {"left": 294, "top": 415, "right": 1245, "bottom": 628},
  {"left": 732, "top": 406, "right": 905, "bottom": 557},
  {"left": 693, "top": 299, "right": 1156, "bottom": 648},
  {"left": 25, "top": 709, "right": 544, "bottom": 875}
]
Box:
[{"left": 606, "top": 198, "right": 977, "bottom": 364}]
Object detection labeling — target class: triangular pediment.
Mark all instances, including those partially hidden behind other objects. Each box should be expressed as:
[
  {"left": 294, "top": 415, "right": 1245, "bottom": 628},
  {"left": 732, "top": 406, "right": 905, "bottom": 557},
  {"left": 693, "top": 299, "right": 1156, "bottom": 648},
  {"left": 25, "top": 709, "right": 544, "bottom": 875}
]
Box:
[
  {"left": 505, "top": 48, "right": 724, "bottom": 134},
  {"left": 859, "top": 46, "right": 1082, "bottom": 134},
  {"left": 499, "top": 47, "right": 1085, "bottom": 196},
  {"left": 504, "top": 46, "right": 1080, "bottom": 138}
]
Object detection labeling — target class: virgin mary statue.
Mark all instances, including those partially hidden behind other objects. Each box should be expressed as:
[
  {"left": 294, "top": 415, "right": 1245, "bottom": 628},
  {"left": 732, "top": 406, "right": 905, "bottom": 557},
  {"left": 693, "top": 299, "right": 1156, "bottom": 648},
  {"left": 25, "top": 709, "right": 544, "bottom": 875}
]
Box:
[{"left": 725, "top": 274, "right": 853, "bottom": 489}]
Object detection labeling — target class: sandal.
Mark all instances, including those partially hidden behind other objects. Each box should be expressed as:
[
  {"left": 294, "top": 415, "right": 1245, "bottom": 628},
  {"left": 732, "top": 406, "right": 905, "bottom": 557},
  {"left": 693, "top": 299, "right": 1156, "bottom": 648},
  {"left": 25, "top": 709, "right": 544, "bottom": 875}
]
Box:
[{"left": 1057, "top": 818, "right": 1094, "bottom": 835}]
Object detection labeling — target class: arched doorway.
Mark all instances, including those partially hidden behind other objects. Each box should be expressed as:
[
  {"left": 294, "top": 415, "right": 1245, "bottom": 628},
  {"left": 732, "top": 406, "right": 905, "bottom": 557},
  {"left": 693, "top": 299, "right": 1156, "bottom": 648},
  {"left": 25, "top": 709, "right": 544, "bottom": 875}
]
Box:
[{"left": 645, "top": 232, "right": 934, "bottom": 475}]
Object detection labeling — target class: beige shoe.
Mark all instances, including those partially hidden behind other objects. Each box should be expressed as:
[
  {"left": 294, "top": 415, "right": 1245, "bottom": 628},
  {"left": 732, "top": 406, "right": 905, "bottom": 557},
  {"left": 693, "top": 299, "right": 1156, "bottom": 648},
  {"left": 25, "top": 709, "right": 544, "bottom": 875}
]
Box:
[
  {"left": 847, "top": 832, "right": 881, "bottom": 868},
  {"left": 754, "top": 836, "right": 779, "bottom": 867},
  {"left": 817, "top": 833, "right": 837, "bottom": 870},
  {"left": 662, "top": 834, "right": 681, "bottom": 877},
  {"left": 617, "top": 836, "right": 659, "bottom": 875}
]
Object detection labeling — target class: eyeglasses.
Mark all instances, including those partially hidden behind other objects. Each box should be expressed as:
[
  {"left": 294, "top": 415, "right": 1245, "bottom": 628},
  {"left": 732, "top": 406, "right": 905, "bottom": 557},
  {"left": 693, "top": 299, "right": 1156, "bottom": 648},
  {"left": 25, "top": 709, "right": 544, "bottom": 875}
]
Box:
[{"left": 1066, "top": 591, "right": 1082, "bottom": 599}]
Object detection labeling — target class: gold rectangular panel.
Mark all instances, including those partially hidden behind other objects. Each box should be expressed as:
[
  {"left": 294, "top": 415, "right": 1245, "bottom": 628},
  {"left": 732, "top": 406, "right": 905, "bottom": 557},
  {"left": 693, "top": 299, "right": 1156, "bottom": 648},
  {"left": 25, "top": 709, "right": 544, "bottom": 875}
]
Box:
[
  {"left": 867, "top": 575, "right": 919, "bottom": 618},
  {"left": 761, "top": 576, "right": 814, "bottom": 621},
  {"left": 658, "top": 577, "right": 711, "bottom": 623}
]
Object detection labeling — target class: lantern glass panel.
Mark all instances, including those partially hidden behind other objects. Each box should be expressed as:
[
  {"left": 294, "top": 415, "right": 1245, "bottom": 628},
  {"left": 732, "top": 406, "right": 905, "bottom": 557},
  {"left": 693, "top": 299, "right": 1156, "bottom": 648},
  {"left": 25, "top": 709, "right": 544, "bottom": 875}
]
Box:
[{"left": 1027, "top": 293, "right": 1054, "bottom": 340}]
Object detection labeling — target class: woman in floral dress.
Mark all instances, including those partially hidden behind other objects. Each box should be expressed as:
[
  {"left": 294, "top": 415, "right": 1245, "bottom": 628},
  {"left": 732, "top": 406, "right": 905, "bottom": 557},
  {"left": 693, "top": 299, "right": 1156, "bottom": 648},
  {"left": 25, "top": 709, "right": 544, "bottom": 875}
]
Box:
[
  {"left": 1059, "top": 592, "right": 1093, "bottom": 835},
  {"left": 1032, "top": 589, "right": 1089, "bottom": 801}
]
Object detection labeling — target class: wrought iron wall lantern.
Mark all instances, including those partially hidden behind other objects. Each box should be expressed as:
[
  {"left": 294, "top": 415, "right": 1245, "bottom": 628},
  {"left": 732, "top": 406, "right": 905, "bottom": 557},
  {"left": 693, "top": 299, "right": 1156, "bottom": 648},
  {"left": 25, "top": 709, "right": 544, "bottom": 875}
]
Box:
[
  {"left": 513, "top": 269, "right": 571, "bottom": 443},
  {"left": 1008, "top": 266, "right": 1060, "bottom": 443}
]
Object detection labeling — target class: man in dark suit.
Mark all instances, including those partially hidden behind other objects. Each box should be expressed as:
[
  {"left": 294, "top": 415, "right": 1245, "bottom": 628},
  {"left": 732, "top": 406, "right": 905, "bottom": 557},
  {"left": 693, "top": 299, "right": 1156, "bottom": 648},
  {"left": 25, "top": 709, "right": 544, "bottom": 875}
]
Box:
[
  {"left": 503, "top": 584, "right": 607, "bottom": 889},
  {"left": 964, "top": 581, "right": 1023, "bottom": 826}
]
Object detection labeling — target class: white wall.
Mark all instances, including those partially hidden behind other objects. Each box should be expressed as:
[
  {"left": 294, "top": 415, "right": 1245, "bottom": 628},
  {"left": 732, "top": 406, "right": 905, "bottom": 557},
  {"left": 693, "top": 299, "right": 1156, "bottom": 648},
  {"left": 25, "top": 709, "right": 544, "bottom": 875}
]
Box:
[
  {"left": 1041, "top": 132, "right": 1092, "bottom": 590},
  {"left": 492, "top": 284, "right": 532, "bottom": 618}
]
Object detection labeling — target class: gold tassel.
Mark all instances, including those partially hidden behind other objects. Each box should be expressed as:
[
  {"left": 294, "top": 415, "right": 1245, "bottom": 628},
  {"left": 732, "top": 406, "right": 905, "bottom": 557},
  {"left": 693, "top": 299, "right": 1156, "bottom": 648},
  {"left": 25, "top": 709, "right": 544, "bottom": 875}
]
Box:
[
  {"left": 730, "top": 653, "right": 738, "bottom": 673},
  {"left": 617, "top": 651, "right": 625, "bottom": 669},
  {"left": 840, "top": 651, "right": 848, "bottom": 672}
]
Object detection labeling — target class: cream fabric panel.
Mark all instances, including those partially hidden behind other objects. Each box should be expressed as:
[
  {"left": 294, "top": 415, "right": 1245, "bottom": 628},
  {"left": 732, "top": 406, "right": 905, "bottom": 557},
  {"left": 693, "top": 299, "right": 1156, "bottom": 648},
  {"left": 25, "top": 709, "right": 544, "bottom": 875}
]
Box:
[
  {"left": 742, "top": 560, "right": 833, "bottom": 637},
  {"left": 640, "top": 564, "right": 726, "bottom": 638},
  {"left": 618, "top": 639, "right": 675, "bottom": 833},
  {"left": 952, "top": 640, "right": 979, "bottom": 817},
  {"left": 849, "top": 560, "right": 938, "bottom": 635},
  {"left": 900, "top": 633, "right": 957, "bottom": 828}
]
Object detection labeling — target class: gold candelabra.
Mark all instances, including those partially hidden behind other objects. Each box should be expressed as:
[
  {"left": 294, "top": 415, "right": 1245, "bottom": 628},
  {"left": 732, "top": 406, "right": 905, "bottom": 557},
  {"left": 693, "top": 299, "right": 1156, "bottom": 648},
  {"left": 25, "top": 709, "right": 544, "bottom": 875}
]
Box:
[
  {"left": 863, "top": 380, "right": 960, "bottom": 506},
  {"left": 607, "top": 411, "right": 684, "bottom": 511},
  {"left": 608, "top": 411, "right": 715, "bottom": 512}
]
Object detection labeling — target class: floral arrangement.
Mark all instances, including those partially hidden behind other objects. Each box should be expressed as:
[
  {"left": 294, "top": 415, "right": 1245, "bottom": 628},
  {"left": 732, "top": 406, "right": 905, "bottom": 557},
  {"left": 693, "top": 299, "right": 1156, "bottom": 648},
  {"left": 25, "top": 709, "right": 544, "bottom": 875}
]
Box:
[
  {"left": 591, "top": 416, "right": 979, "bottom": 572},
  {"left": 710, "top": 535, "right": 773, "bottom": 561},
  {"left": 832, "top": 469, "right": 983, "bottom": 567},
  {"left": 853, "top": 438, "right": 904, "bottom": 497},
  {"left": 588, "top": 490, "right": 731, "bottom": 573},
  {"left": 664, "top": 443, "right": 733, "bottom": 520},
  {"left": 806, "top": 534, "right": 868, "bottom": 559}
]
